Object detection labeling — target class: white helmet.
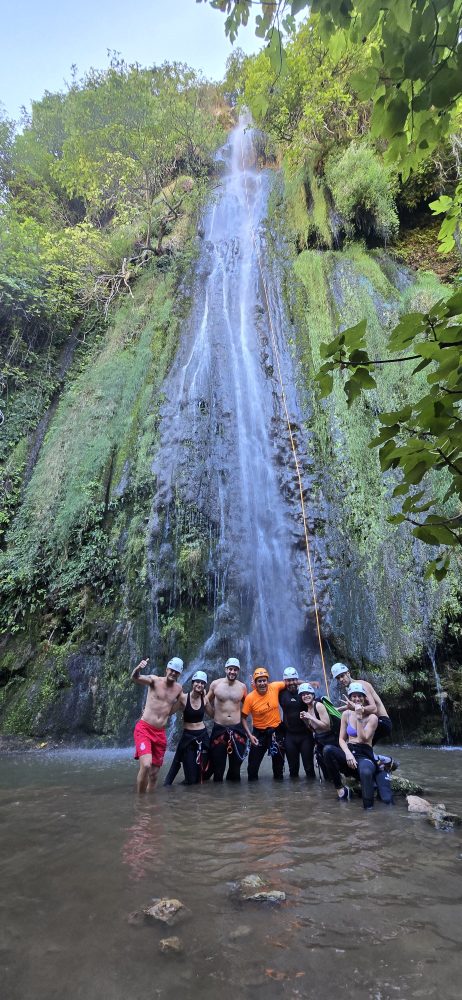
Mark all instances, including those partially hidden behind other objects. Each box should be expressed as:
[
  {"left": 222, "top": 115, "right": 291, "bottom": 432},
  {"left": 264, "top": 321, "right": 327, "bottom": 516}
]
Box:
[
  {"left": 331, "top": 662, "right": 349, "bottom": 680},
  {"left": 191, "top": 670, "right": 207, "bottom": 684},
  {"left": 225, "top": 657, "right": 240, "bottom": 669},
  {"left": 167, "top": 657, "right": 184, "bottom": 675},
  {"left": 283, "top": 667, "right": 299, "bottom": 680},
  {"left": 347, "top": 681, "right": 367, "bottom": 697},
  {"left": 299, "top": 683, "right": 315, "bottom": 695}
]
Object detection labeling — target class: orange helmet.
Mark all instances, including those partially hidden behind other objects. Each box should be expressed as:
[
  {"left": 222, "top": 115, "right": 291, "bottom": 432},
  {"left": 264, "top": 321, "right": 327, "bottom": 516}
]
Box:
[{"left": 253, "top": 667, "right": 269, "bottom": 681}]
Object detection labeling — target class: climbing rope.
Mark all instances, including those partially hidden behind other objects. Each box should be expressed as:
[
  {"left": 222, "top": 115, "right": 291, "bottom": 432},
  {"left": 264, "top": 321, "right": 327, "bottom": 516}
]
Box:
[{"left": 239, "top": 132, "right": 330, "bottom": 699}]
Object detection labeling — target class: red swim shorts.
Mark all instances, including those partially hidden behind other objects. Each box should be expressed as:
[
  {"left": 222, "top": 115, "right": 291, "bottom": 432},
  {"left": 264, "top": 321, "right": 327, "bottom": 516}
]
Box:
[{"left": 133, "top": 720, "right": 167, "bottom": 766}]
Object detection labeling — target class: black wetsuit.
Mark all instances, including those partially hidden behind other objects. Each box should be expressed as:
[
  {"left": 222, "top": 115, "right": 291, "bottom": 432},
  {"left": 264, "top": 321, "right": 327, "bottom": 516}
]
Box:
[
  {"left": 247, "top": 724, "right": 286, "bottom": 781},
  {"left": 163, "top": 694, "right": 210, "bottom": 786},
  {"left": 279, "top": 689, "right": 315, "bottom": 778},
  {"left": 209, "top": 723, "right": 248, "bottom": 782},
  {"left": 373, "top": 716, "right": 392, "bottom": 744}
]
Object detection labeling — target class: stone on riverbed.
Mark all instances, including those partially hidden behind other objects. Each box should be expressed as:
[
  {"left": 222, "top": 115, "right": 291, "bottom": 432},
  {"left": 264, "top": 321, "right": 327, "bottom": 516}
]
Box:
[
  {"left": 406, "top": 795, "right": 434, "bottom": 814},
  {"left": 232, "top": 875, "right": 286, "bottom": 904},
  {"left": 143, "top": 898, "right": 189, "bottom": 926},
  {"left": 245, "top": 890, "right": 286, "bottom": 904},
  {"left": 428, "top": 806, "right": 461, "bottom": 831},
  {"left": 159, "top": 936, "right": 183, "bottom": 954}
]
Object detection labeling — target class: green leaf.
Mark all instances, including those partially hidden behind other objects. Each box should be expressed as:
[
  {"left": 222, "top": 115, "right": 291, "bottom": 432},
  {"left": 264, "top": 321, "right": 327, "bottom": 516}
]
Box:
[
  {"left": 412, "top": 526, "right": 441, "bottom": 546},
  {"left": 382, "top": 93, "right": 409, "bottom": 139},
  {"left": 429, "top": 194, "right": 453, "bottom": 216},
  {"left": 431, "top": 65, "right": 462, "bottom": 109},
  {"left": 342, "top": 318, "right": 367, "bottom": 350},
  {"left": 350, "top": 67, "right": 379, "bottom": 100},
  {"left": 402, "top": 461, "right": 430, "bottom": 484},
  {"left": 404, "top": 41, "right": 432, "bottom": 82},
  {"left": 388, "top": 312, "right": 425, "bottom": 350},
  {"left": 379, "top": 406, "right": 412, "bottom": 425},
  {"left": 393, "top": 0, "right": 412, "bottom": 33},
  {"left": 445, "top": 290, "right": 462, "bottom": 317}
]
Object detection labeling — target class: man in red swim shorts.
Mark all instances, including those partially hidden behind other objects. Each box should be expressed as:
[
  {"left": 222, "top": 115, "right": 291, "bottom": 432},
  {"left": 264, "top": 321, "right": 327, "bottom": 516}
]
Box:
[{"left": 132, "top": 656, "right": 183, "bottom": 792}]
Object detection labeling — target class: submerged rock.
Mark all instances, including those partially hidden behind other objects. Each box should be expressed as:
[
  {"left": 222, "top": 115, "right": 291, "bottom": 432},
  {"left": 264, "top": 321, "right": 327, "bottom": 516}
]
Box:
[
  {"left": 232, "top": 874, "right": 286, "bottom": 904},
  {"left": 406, "top": 795, "right": 433, "bottom": 815},
  {"left": 235, "top": 874, "right": 265, "bottom": 895},
  {"left": 143, "top": 898, "right": 189, "bottom": 926},
  {"left": 159, "top": 936, "right": 183, "bottom": 954},
  {"left": 428, "top": 807, "right": 461, "bottom": 831},
  {"left": 229, "top": 924, "right": 252, "bottom": 940},
  {"left": 245, "top": 891, "right": 286, "bottom": 904}
]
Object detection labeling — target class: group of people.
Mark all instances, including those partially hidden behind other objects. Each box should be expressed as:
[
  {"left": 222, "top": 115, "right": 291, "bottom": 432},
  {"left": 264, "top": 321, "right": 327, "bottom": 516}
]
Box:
[{"left": 131, "top": 656, "right": 394, "bottom": 810}]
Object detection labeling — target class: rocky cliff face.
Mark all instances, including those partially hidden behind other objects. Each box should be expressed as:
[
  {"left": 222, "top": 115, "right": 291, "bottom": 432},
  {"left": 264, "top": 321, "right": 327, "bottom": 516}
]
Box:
[{"left": 0, "top": 126, "right": 460, "bottom": 743}]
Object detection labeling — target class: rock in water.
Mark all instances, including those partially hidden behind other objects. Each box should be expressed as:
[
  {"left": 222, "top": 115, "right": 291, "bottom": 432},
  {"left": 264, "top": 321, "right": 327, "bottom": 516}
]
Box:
[
  {"left": 229, "top": 925, "right": 252, "bottom": 940},
  {"left": 244, "top": 891, "right": 286, "bottom": 904},
  {"left": 429, "top": 807, "right": 461, "bottom": 831},
  {"left": 406, "top": 795, "right": 434, "bottom": 814},
  {"left": 143, "top": 898, "right": 189, "bottom": 926},
  {"left": 232, "top": 874, "right": 286, "bottom": 904},
  {"left": 238, "top": 874, "right": 265, "bottom": 891},
  {"left": 159, "top": 936, "right": 183, "bottom": 954},
  {"left": 392, "top": 776, "right": 423, "bottom": 796}
]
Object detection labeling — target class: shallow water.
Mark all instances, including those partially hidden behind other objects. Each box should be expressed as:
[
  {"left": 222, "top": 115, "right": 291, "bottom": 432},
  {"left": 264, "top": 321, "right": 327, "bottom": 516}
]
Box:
[{"left": 0, "top": 747, "right": 461, "bottom": 1000}]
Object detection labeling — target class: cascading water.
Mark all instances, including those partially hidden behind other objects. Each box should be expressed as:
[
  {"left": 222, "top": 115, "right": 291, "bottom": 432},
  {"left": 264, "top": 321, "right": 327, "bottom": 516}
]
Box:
[
  {"left": 427, "top": 643, "right": 452, "bottom": 745},
  {"left": 149, "top": 119, "right": 318, "bottom": 678}
]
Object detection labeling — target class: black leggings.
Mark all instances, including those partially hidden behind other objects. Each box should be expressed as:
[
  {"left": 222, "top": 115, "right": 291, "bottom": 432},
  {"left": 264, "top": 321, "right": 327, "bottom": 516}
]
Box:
[
  {"left": 284, "top": 730, "right": 315, "bottom": 777},
  {"left": 210, "top": 723, "right": 248, "bottom": 782},
  {"left": 163, "top": 729, "right": 210, "bottom": 785},
  {"left": 373, "top": 716, "right": 392, "bottom": 745},
  {"left": 247, "top": 726, "right": 285, "bottom": 781},
  {"left": 323, "top": 744, "right": 377, "bottom": 808}
]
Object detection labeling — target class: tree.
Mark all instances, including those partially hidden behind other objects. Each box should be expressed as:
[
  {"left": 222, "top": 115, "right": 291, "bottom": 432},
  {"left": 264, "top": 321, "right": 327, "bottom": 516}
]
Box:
[
  {"left": 201, "top": 1, "right": 462, "bottom": 239},
  {"left": 54, "top": 58, "right": 222, "bottom": 246},
  {"left": 201, "top": 0, "right": 462, "bottom": 574}
]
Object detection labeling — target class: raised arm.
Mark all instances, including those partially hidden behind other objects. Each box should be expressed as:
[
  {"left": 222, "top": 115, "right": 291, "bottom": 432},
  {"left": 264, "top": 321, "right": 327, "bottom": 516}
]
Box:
[{"left": 131, "top": 659, "right": 153, "bottom": 687}]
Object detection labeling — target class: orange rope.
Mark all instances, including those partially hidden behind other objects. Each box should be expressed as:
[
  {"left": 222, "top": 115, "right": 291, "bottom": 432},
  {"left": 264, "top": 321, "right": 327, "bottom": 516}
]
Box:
[{"left": 239, "top": 133, "right": 330, "bottom": 698}]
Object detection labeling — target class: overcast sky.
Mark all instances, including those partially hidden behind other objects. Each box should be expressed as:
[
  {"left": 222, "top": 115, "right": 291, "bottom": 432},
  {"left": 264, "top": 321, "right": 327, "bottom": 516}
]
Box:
[{"left": 1, "top": 0, "right": 261, "bottom": 121}]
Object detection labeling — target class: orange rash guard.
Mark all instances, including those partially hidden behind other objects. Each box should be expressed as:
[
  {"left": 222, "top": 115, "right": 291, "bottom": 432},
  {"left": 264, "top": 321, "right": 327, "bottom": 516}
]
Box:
[{"left": 242, "top": 681, "right": 285, "bottom": 729}]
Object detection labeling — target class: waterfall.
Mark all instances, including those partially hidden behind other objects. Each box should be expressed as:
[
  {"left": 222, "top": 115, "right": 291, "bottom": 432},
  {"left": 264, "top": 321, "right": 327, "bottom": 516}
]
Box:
[
  {"left": 149, "top": 119, "right": 319, "bottom": 680},
  {"left": 427, "top": 644, "right": 452, "bottom": 745}
]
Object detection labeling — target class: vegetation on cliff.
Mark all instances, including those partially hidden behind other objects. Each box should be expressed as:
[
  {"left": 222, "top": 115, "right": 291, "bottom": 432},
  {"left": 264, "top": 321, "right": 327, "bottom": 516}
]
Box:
[{"left": 1, "top": 6, "right": 461, "bottom": 741}]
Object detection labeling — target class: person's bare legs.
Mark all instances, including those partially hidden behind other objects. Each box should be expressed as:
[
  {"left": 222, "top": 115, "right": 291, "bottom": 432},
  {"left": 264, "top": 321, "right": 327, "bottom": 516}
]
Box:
[
  {"left": 137, "top": 753, "right": 152, "bottom": 793},
  {"left": 147, "top": 765, "right": 160, "bottom": 791}
]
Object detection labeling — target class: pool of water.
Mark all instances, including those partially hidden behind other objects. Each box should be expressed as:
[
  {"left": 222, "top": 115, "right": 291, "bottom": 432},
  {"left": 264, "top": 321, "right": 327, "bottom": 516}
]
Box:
[{"left": 0, "top": 746, "right": 461, "bottom": 1000}]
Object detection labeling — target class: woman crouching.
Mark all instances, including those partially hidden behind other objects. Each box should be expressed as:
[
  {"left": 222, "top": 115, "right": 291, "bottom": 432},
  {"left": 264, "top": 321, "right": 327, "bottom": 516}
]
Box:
[{"left": 323, "top": 682, "right": 381, "bottom": 809}]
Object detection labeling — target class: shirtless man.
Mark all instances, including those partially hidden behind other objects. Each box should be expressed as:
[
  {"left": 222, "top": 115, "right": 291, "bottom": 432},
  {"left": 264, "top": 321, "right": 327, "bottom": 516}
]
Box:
[
  {"left": 331, "top": 662, "right": 392, "bottom": 744},
  {"left": 131, "top": 656, "right": 183, "bottom": 793},
  {"left": 206, "top": 657, "right": 248, "bottom": 782}
]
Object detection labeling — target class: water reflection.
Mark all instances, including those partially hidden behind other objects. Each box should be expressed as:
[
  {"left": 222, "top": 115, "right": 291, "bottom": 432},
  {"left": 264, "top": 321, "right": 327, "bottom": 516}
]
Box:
[{"left": 0, "top": 748, "right": 461, "bottom": 1000}]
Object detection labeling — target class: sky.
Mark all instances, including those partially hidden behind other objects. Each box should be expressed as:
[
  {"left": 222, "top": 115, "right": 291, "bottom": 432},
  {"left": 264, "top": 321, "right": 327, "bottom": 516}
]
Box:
[{"left": 1, "top": 0, "right": 262, "bottom": 122}]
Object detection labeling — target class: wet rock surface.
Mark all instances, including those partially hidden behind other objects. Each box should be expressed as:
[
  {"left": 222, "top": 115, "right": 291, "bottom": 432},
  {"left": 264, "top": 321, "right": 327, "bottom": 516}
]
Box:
[
  {"left": 232, "top": 874, "right": 286, "bottom": 904},
  {"left": 159, "top": 936, "right": 183, "bottom": 954},
  {"left": 428, "top": 806, "right": 461, "bottom": 831},
  {"left": 143, "top": 898, "right": 189, "bottom": 926},
  {"left": 406, "top": 795, "right": 433, "bottom": 814}
]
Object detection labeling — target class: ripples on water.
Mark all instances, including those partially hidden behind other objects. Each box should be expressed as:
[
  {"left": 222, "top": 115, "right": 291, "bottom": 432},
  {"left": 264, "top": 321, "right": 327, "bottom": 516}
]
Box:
[{"left": 0, "top": 747, "right": 461, "bottom": 1000}]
